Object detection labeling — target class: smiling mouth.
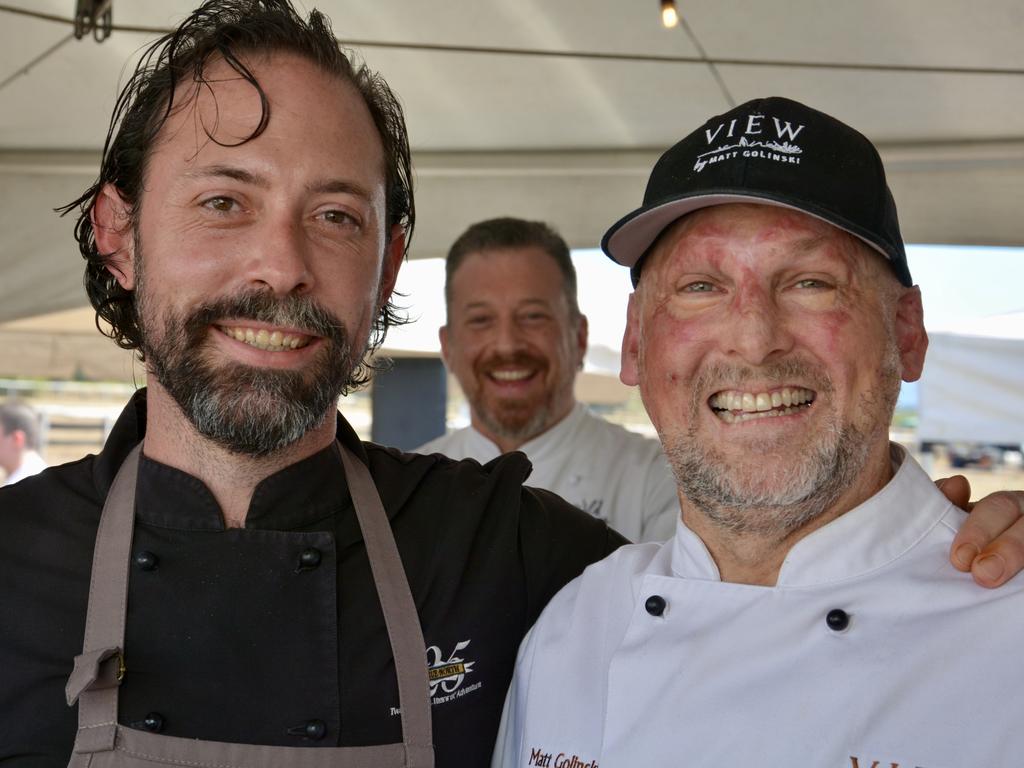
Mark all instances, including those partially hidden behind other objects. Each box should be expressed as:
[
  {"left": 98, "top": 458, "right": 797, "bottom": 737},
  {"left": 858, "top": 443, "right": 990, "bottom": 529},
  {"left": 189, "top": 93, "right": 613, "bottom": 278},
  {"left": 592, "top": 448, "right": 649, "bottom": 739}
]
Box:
[
  {"left": 218, "top": 325, "right": 312, "bottom": 352},
  {"left": 709, "top": 387, "right": 815, "bottom": 424},
  {"left": 489, "top": 368, "right": 535, "bottom": 382}
]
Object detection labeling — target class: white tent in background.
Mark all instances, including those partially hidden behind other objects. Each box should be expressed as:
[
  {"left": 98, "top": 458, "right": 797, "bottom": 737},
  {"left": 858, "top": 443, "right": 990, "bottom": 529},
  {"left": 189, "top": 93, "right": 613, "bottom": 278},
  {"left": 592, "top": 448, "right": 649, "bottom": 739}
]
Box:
[{"left": 917, "top": 311, "right": 1024, "bottom": 447}]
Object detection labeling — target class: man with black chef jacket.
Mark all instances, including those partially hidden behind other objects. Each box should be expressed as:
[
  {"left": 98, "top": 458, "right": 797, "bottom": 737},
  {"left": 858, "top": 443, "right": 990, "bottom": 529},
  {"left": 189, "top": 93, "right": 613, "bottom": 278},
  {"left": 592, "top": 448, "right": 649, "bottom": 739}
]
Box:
[
  {"left": 0, "top": 3, "right": 624, "bottom": 765},
  {"left": 0, "top": 3, "right": 1021, "bottom": 767},
  {"left": 493, "top": 96, "right": 1024, "bottom": 768}
]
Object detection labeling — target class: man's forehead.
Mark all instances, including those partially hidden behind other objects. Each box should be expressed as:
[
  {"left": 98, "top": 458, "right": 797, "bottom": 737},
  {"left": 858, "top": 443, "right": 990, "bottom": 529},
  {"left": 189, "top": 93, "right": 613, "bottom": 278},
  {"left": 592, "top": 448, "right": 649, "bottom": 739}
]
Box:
[
  {"left": 453, "top": 247, "right": 564, "bottom": 285},
  {"left": 450, "top": 249, "right": 569, "bottom": 310},
  {"left": 643, "top": 203, "right": 872, "bottom": 276},
  {"left": 156, "top": 50, "right": 370, "bottom": 152}
]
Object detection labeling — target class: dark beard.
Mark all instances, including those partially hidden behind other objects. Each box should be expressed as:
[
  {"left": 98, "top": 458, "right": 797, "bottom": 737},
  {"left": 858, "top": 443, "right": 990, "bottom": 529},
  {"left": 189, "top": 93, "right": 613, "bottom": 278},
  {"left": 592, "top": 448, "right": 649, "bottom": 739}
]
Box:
[{"left": 139, "top": 289, "right": 356, "bottom": 458}]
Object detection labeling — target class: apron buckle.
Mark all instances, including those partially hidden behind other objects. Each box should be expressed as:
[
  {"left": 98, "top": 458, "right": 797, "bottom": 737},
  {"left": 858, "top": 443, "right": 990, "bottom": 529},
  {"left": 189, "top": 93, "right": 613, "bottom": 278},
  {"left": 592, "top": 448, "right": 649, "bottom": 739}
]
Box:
[{"left": 65, "top": 646, "right": 125, "bottom": 705}]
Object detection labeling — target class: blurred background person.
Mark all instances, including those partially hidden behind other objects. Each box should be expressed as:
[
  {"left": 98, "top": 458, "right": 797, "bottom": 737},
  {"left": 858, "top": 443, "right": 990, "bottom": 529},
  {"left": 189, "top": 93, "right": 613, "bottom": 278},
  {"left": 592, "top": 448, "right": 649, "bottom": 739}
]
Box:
[
  {"left": 0, "top": 401, "right": 47, "bottom": 485},
  {"left": 418, "top": 217, "right": 679, "bottom": 542}
]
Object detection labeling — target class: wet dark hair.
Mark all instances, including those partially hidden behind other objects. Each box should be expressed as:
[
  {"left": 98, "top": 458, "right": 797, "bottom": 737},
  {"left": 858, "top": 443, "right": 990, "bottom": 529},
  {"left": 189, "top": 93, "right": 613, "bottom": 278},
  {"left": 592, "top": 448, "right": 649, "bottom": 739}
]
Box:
[
  {"left": 444, "top": 217, "right": 581, "bottom": 320},
  {"left": 59, "top": 0, "right": 413, "bottom": 375}
]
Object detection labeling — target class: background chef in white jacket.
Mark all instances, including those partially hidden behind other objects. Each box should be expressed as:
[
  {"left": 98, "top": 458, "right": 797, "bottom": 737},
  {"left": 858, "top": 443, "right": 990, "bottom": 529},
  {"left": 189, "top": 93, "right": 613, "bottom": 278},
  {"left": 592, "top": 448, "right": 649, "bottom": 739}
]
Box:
[
  {"left": 418, "top": 217, "right": 679, "bottom": 542},
  {"left": 493, "top": 96, "right": 1024, "bottom": 767},
  {"left": 0, "top": 401, "right": 47, "bottom": 486}
]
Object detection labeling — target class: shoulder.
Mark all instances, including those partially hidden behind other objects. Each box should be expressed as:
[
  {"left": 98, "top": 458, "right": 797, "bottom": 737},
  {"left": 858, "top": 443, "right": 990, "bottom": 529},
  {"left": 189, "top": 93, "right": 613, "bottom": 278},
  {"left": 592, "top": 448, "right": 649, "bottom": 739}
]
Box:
[
  {"left": 1, "top": 455, "right": 100, "bottom": 528},
  {"left": 575, "top": 410, "right": 665, "bottom": 463},
  {"left": 516, "top": 542, "right": 665, "bottom": 675},
  {"left": 0, "top": 458, "right": 104, "bottom": 579},
  {"left": 415, "top": 428, "right": 465, "bottom": 456},
  {"left": 365, "top": 441, "right": 622, "bottom": 549},
  {"left": 364, "top": 440, "right": 534, "bottom": 512},
  {"left": 542, "top": 542, "right": 665, "bottom": 625}
]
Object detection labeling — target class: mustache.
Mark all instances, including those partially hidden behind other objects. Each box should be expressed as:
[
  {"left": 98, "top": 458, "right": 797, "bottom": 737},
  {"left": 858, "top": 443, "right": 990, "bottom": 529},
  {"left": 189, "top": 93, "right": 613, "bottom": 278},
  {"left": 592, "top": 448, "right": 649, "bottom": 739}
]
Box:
[
  {"left": 183, "top": 290, "right": 347, "bottom": 346},
  {"left": 693, "top": 359, "right": 834, "bottom": 399},
  {"left": 475, "top": 351, "right": 546, "bottom": 373}
]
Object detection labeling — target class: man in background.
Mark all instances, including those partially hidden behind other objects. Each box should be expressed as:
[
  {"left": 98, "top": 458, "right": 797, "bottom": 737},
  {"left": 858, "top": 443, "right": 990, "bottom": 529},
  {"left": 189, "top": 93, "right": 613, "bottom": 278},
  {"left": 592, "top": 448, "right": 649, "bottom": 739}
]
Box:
[
  {"left": 418, "top": 218, "right": 679, "bottom": 542},
  {"left": 0, "top": 401, "right": 47, "bottom": 485}
]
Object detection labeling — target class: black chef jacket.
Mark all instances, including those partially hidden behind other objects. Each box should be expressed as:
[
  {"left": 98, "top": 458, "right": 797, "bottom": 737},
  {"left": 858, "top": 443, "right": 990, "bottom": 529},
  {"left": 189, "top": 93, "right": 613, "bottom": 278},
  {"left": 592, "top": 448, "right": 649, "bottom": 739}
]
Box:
[{"left": 0, "top": 390, "right": 626, "bottom": 767}]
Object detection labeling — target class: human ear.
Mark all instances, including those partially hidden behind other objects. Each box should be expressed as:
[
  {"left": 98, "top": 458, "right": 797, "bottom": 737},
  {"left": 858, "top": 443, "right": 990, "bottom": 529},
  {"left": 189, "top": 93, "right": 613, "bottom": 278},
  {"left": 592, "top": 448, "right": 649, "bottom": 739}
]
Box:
[
  {"left": 377, "top": 225, "right": 407, "bottom": 307},
  {"left": 620, "top": 293, "right": 641, "bottom": 386},
  {"left": 575, "top": 314, "right": 589, "bottom": 369},
  {"left": 895, "top": 286, "right": 928, "bottom": 382},
  {"left": 438, "top": 325, "right": 451, "bottom": 367},
  {"left": 91, "top": 184, "right": 136, "bottom": 290}
]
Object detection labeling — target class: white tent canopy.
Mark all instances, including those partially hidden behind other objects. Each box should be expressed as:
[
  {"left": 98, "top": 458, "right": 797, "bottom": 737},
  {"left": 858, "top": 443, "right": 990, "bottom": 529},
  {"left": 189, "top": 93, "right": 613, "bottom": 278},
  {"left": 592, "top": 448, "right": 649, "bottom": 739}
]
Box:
[
  {"left": 1, "top": 1, "right": 1023, "bottom": 325},
  {"left": 918, "top": 312, "right": 1024, "bottom": 446}
]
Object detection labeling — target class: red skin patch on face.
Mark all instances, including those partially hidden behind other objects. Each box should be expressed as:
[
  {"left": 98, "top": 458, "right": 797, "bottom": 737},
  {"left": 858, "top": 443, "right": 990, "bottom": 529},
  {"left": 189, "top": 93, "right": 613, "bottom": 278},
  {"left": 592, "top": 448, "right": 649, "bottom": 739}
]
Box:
[{"left": 633, "top": 204, "right": 902, "bottom": 502}]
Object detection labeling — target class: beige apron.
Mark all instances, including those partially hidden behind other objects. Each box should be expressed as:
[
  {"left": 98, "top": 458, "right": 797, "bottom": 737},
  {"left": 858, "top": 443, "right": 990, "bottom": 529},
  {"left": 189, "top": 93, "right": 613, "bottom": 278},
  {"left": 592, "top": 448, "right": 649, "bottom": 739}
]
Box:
[{"left": 64, "top": 443, "right": 434, "bottom": 768}]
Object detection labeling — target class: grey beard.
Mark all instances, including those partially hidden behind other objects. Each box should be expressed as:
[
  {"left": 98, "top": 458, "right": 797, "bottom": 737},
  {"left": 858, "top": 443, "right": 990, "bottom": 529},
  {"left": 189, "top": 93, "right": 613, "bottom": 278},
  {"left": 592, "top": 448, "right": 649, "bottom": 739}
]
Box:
[
  {"left": 660, "top": 353, "right": 899, "bottom": 540},
  {"left": 138, "top": 287, "right": 356, "bottom": 458},
  {"left": 664, "top": 419, "right": 867, "bottom": 538},
  {"left": 169, "top": 356, "right": 342, "bottom": 459}
]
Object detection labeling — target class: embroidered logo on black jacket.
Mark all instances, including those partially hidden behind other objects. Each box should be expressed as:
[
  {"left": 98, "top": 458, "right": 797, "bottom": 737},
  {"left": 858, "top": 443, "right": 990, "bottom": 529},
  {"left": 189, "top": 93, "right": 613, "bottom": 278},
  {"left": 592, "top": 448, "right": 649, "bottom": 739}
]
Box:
[{"left": 427, "top": 639, "right": 481, "bottom": 703}]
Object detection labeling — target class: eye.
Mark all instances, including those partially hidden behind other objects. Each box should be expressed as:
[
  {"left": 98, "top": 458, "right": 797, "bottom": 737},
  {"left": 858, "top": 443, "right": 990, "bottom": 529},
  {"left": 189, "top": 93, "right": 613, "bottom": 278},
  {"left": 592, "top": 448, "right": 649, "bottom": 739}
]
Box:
[
  {"left": 682, "top": 280, "right": 716, "bottom": 293},
  {"left": 319, "top": 209, "right": 359, "bottom": 227},
  {"left": 520, "top": 311, "right": 551, "bottom": 324},
  {"left": 795, "top": 278, "right": 831, "bottom": 290},
  {"left": 202, "top": 196, "right": 238, "bottom": 213}
]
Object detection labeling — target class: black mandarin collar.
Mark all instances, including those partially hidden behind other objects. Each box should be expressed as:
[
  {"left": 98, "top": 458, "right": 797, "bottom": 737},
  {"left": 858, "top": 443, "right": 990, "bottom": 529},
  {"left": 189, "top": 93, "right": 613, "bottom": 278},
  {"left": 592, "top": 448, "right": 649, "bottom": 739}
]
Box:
[{"left": 92, "top": 389, "right": 372, "bottom": 532}]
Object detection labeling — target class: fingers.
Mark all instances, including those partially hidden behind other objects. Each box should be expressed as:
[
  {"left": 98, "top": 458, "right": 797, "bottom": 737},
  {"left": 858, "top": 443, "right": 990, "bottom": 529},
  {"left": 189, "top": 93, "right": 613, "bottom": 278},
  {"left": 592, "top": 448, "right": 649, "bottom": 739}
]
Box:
[
  {"left": 935, "top": 475, "right": 972, "bottom": 512},
  {"left": 950, "top": 491, "right": 1024, "bottom": 587}
]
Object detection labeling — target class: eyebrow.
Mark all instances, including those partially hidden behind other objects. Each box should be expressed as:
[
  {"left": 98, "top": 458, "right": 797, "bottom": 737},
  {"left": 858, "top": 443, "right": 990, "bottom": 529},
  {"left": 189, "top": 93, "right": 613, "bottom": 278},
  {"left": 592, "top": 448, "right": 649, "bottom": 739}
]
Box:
[
  {"left": 462, "top": 298, "right": 551, "bottom": 312},
  {"left": 184, "top": 165, "right": 268, "bottom": 187},
  {"left": 791, "top": 235, "right": 830, "bottom": 256},
  {"left": 183, "top": 165, "right": 374, "bottom": 201}
]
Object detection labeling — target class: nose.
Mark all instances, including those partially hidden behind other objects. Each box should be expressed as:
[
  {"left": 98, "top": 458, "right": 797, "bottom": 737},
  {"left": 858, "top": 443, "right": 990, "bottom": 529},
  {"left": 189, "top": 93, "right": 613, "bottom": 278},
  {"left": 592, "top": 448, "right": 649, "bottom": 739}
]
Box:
[
  {"left": 247, "top": 213, "right": 314, "bottom": 296},
  {"left": 492, "top": 316, "right": 528, "bottom": 356},
  {"left": 721, "top": 285, "right": 794, "bottom": 365}
]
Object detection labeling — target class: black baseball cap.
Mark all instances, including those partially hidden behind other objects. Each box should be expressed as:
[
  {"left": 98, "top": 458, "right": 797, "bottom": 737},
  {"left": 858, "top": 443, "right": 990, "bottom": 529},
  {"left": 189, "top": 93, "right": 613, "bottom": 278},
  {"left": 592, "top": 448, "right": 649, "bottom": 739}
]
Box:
[{"left": 601, "top": 96, "right": 912, "bottom": 288}]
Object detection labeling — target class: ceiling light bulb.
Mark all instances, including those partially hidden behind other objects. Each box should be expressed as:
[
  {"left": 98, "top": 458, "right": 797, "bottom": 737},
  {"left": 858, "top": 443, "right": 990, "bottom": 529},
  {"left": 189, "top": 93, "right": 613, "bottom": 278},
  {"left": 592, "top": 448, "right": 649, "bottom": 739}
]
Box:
[{"left": 661, "top": 0, "right": 680, "bottom": 28}]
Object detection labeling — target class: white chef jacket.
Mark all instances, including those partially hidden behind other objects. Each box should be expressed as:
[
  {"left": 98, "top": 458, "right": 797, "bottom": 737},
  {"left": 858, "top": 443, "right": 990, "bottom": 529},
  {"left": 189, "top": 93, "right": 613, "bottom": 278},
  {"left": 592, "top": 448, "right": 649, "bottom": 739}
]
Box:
[
  {"left": 2, "top": 450, "right": 47, "bottom": 486},
  {"left": 493, "top": 444, "right": 1024, "bottom": 768},
  {"left": 417, "top": 403, "right": 679, "bottom": 542}
]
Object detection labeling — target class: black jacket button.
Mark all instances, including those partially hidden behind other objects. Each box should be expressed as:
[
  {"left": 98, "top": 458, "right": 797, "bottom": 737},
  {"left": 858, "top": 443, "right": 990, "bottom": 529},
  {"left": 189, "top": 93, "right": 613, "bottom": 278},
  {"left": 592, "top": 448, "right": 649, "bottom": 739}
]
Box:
[
  {"left": 826, "top": 608, "right": 850, "bottom": 632},
  {"left": 644, "top": 595, "right": 667, "bottom": 617},
  {"left": 134, "top": 551, "right": 159, "bottom": 571},
  {"left": 288, "top": 719, "right": 327, "bottom": 740},
  {"left": 142, "top": 712, "right": 165, "bottom": 732},
  {"left": 298, "top": 547, "right": 322, "bottom": 570}
]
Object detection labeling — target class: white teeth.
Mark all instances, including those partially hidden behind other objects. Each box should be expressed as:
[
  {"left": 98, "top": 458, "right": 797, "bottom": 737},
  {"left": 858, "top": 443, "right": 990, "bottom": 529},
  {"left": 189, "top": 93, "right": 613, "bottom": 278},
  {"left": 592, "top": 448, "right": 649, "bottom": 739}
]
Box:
[
  {"left": 221, "top": 326, "right": 309, "bottom": 352},
  {"left": 717, "top": 405, "right": 808, "bottom": 424},
  {"left": 491, "top": 370, "right": 532, "bottom": 381},
  {"left": 710, "top": 386, "right": 815, "bottom": 420}
]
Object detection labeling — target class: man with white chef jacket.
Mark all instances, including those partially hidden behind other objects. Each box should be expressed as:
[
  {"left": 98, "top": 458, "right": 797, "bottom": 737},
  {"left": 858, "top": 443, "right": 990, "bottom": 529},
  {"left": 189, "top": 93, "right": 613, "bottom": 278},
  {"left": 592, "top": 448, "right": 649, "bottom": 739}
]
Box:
[
  {"left": 419, "top": 218, "right": 678, "bottom": 542},
  {"left": 493, "top": 96, "right": 1024, "bottom": 768}
]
